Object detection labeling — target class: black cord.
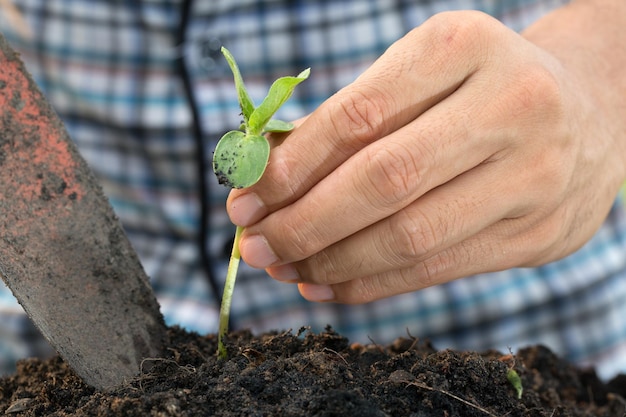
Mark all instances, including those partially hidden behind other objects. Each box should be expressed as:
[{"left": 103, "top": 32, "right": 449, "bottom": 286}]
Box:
[{"left": 176, "top": 0, "right": 223, "bottom": 310}]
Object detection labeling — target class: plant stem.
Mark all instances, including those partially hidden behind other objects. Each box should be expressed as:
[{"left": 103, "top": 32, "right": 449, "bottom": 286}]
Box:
[{"left": 217, "top": 225, "right": 244, "bottom": 359}]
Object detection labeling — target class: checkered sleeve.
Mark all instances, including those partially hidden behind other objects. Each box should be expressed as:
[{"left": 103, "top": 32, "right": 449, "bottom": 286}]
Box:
[{"left": 2, "top": 0, "right": 626, "bottom": 381}]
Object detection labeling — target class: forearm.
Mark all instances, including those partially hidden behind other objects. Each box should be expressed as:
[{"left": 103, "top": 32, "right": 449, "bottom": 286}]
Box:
[{"left": 523, "top": 0, "right": 626, "bottom": 186}]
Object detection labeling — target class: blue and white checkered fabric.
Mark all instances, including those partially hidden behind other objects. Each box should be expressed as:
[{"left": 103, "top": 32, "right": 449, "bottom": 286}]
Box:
[{"left": 2, "top": 0, "right": 625, "bottom": 380}]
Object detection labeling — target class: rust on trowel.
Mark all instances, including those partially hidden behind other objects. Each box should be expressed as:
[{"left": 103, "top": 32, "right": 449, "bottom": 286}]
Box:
[{"left": 0, "top": 34, "right": 166, "bottom": 389}]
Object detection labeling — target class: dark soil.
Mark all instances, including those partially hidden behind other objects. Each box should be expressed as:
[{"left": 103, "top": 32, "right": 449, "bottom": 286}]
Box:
[{"left": 1, "top": 326, "right": 625, "bottom": 416}]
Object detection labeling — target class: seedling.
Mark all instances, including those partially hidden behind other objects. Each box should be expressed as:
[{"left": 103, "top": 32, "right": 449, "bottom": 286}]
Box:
[
  {"left": 213, "top": 47, "right": 309, "bottom": 359},
  {"left": 507, "top": 368, "right": 523, "bottom": 399},
  {"left": 500, "top": 352, "right": 523, "bottom": 399}
]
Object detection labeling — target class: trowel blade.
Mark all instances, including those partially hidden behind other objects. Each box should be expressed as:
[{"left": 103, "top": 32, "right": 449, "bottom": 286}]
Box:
[{"left": 0, "top": 34, "right": 166, "bottom": 390}]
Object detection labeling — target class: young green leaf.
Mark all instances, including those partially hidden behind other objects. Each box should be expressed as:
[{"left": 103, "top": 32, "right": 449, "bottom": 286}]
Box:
[
  {"left": 212, "top": 130, "right": 270, "bottom": 189},
  {"left": 221, "top": 47, "right": 255, "bottom": 122},
  {"left": 264, "top": 119, "right": 295, "bottom": 133},
  {"left": 247, "top": 68, "right": 310, "bottom": 135}
]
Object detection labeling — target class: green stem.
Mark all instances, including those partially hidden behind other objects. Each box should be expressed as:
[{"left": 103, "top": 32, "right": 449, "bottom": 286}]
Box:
[{"left": 217, "top": 225, "right": 244, "bottom": 359}]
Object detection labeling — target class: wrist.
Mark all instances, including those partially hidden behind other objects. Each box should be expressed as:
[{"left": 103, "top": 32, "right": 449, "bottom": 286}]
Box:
[{"left": 523, "top": 0, "right": 626, "bottom": 185}]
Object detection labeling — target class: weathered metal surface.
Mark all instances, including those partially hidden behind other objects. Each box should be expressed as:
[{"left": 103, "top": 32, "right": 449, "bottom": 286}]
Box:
[{"left": 0, "top": 33, "right": 166, "bottom": 390}]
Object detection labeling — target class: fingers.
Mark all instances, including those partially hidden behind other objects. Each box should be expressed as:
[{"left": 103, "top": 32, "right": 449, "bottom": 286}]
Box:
[
  {"left": 296, "top": 206, "right": 569, "bottom": 304},
  {"left": 237, "top": 83, "right": 506, "bottom": 269},
  {"left": 297, "top": 237, "right": 502, "bottom": 304},
  {"left": 227, "top": 11, "right": 495, "bottom": 225},
  {"left": 267, "top": 111, "right": 573, "bottom": 296},
  {"left": 255, "top": 54, "right": 574, "bottom": 299},
  {"left": 279, "top": 158, "right": 516, "bottom": 288}
]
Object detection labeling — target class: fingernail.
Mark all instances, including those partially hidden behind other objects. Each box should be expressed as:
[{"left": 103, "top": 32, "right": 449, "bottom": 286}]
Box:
[
  {"left": 229, "top": 193, "right": 266, "bottom": 226},
  {"left": 267, "top": 264, "right": 300, "bottom": 283},
  {"left": 240, "top": 234, "right": 279, "bottom": 268},
  {"left": 298, "top": 283, "right": 335, "bottom": 302}
]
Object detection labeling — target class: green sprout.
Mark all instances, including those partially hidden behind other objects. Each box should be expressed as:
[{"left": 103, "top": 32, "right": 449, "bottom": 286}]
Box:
[
  {"left": 213, "top": 47, "right": 309, "bottom": 359},
  {"left": 507, "top": 368, "right": 523, "bottom": 399}
]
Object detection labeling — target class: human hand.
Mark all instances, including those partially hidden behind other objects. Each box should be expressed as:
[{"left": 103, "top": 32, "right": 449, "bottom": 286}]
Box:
[{"left": 227, "top": 5, "right": 626, "bottom": 304}]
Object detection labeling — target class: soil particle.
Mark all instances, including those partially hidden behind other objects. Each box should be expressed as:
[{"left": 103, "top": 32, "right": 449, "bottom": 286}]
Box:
[{"left": 0, "top": 326, "right": 624, "bottom": 416}]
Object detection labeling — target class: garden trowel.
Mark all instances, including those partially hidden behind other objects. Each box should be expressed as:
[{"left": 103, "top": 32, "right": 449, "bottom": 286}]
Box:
[{"left": 0, "top": 34, "right": 166, "bottom": 389}]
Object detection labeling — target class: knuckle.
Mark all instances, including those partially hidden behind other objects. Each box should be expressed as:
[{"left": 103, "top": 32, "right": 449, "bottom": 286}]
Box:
[
  {"left": 328, "top": 87, "right": 391, "bottom": 152},
  {"left": 508, "top": 63, "right": 564, "bottom": 120},
  {"left": 416, "top": 11, "right": 498, "bottom": 67},
  {"left": 265, "top": 152, "right": 289, "bottom": 186},
  {"left": 516, "top": 212, "right": 571, "bottom": 266},
  {"left": 417, "top": 257, "right": 443, "bottom": 288},
  {"left": 392, "top": 209, "right": 444, "bottom": 264},
  {"left": 346, "top": 280, "right": 380, "bottom": 304},
  {"left": 361, "top": 145, "right": 422, "bottom": 209},
  {"left": 279, "top": 213, "right": 319, "bottom": 260},
  {"left": 265, "top": 152, "right": 301, "bottom": 197},
  {"left": 533, "top": 148, "right": 570, "bottom": 195},
  {"left": 418, "top": 243, "right": 471, "bottom": 287},
  {"left": 303, "top": 250, "right": 339, "bottom": 285}
]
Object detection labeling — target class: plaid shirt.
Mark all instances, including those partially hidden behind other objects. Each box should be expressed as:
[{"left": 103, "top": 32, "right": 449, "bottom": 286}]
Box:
[{"left": 2, "top": 0, "right": 626, "bottom": 380}]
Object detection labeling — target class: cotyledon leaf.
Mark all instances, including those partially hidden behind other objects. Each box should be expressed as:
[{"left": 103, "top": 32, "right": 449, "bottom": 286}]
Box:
[{"left": 212, "top": 130, "right": 270, "bottom": 189}]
